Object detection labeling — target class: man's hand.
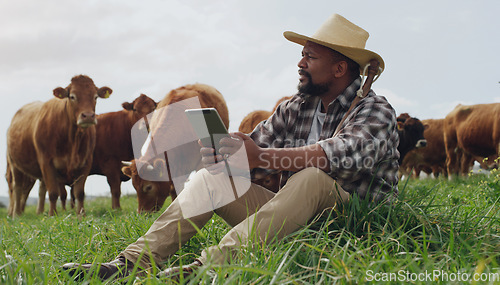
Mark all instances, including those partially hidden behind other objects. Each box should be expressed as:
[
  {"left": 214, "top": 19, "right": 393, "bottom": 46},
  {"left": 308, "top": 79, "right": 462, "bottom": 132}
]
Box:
[
  {"left": 200, "top": 144, "right": 226, "bottom": 174},
  {"left": 199, "top": 132, "right": 262, "bottom": 175},
  {"left": 220, "top": 132, "right": 262, "bottom": 169}
]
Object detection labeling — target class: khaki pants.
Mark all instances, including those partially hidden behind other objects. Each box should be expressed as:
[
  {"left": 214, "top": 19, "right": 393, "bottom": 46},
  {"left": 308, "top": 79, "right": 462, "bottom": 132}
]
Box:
[{"left": 120, "top": 167, "right": 350, "bottom": 269}]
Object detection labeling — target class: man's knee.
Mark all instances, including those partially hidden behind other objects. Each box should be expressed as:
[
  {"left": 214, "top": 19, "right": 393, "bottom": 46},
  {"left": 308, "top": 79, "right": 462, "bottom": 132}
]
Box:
[
  {"left": 285, "top": 167, "right": 348, "bottom": 201},
  {"left": 289, "top": 167, "right": 332, "bottom": 185}
]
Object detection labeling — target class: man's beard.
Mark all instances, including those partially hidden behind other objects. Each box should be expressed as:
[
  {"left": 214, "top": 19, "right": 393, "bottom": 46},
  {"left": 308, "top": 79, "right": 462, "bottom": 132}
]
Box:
[{"left": 297, "top": 70, "right": 329, "bottom": 96}]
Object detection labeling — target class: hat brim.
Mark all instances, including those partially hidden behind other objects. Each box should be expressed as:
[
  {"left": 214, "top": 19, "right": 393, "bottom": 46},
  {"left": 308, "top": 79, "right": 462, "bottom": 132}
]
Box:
[{"left": 284, "top": 31, "right": 385, "bottom": 75}]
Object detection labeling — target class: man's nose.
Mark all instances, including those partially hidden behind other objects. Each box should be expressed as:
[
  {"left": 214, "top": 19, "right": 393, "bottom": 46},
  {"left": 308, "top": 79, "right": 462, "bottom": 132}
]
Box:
[{"left": 298, "top": 57, "right": 307, "bottom": 68}]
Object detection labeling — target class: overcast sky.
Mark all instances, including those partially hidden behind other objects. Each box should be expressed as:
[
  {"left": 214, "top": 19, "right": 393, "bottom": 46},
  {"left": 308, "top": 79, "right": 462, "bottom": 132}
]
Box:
[{"left": 1, "top": 0, "right": 499, "bottom": 199}]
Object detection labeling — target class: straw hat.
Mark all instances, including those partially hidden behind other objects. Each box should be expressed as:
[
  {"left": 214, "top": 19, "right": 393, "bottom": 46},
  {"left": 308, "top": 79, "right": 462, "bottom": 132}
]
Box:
[{"left": 284, "top": 14, "right": 384, "bottom": 75}]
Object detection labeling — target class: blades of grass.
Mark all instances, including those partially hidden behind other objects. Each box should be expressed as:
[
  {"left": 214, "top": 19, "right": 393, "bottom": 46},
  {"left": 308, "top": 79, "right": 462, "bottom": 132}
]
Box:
[{"left": 269, "top": 243, "right": 304, "bottom": 285}]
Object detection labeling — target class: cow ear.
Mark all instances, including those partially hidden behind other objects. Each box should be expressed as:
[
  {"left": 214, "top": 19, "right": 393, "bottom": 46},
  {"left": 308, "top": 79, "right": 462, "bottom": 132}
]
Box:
[
  {"left": 122, "top": 102, "right": 134, "bottom": 110},
  {"left": 423, "top": 123, "right": 430, "bottom": 130},
  {"left": 397, "top": 121, "right": 404, "bottom": 131},
  {"left": 121, "top": 166, "right": 133, "bottom": 178},
  {"left": 53, "top": 87, "right": 69, "bottom": 99},
  {"left": 97, "top": 87, "right": 113, "bottom": 99}
]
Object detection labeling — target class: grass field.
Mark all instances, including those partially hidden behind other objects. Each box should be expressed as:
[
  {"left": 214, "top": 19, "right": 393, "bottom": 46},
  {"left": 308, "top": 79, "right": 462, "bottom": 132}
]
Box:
[{"left": 1, "top": 171, "right": 499, "bottom": 284}]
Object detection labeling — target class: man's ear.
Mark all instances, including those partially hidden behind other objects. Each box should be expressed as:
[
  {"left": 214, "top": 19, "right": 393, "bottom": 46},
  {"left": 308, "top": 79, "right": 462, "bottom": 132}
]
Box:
[{"left": 333, "top": 61, "right": 348, "bottom": 78}]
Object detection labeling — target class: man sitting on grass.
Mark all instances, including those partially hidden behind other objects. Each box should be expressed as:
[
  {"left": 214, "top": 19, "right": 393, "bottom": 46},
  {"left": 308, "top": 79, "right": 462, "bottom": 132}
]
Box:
[{"left": 62, "top": 13, "right": 400, "bottom": 281}]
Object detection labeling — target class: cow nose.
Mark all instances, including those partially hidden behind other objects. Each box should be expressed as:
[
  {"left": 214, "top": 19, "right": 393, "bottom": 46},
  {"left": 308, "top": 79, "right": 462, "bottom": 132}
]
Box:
[
  {"left": 77, "top": 112, "right": 97, "bottom": 127},
  {"left": 81, "top": 112, "right": 95, "bottom": 120}
]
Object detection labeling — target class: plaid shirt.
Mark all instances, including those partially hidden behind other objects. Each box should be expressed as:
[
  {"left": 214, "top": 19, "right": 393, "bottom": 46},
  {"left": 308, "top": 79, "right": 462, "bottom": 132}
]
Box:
[{"left": 250, "top": 78, "right": 399, "bottom": 202}]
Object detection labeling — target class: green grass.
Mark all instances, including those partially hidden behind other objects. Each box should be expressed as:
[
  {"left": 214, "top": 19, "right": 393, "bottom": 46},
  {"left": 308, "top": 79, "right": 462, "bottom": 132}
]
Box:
[{"left": 1, "top": 172, "right": 499, "bottom": 284}]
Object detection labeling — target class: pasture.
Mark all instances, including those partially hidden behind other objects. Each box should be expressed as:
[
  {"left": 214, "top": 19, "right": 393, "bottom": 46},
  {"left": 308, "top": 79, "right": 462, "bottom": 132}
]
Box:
[{"left": 1, "top": 172, "right": 499, "bottom": 284}]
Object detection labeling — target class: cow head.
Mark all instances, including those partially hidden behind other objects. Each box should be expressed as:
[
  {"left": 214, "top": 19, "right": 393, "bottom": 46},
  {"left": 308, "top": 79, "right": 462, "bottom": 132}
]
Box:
[
  {"left": 53, "top": 75, "right": 112, "bottom": 128},
  {"left": 396, "top": 112, "right": 411, "bottom": 123},
  {"left": 397, "top": 113, "right": 428, "bottom": 162},
  {"left": 252, "top": 169, "right": 281, "bottom": 193},
  {"left": 397, "top": 118, "right": 428, "bottom": 148},
  {"left": 122, "top": 94, "right": 157, "bottom": 124},
  {"left": 121, "top": 159, "right": 174, "bottom": 213}
]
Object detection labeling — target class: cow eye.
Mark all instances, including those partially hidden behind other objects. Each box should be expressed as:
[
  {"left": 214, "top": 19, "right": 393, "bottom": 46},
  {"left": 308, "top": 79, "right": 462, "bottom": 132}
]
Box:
[
  {"left": 69, "top": 94, "right": 77, "bottom": 101},
  {"left": 94, "top": 94, "right": 99, "bottom": 100}
]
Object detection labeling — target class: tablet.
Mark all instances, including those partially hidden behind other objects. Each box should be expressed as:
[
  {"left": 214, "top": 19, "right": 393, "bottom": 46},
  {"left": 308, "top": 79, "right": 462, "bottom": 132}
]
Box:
[{"left": 185, "top": 108, "right": 229, "bottom": 154}]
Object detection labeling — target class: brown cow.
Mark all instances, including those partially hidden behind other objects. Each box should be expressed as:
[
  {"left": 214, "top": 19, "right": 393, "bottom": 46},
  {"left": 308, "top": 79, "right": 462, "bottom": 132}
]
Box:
[
  {"left": 239, "top": 95, "right": 292, "bottom": 134},
  {"left": 6, "top": 75, "right": 111, "bottom": 217},
  {"left": 74, "top": 94, "right": 157, "bottom": 210},
  {"left": 396, "top": 113, "right": 427, "bottom": 164},
  {"left": 444, "top": 103, "right": 500, "bottom": 177},
  {"left": 238, "top": 110, "right": 272, "bottom": 134},
  {"left": 121, "top": 83, "right": 229, "bottom": 213},
  {"left": 121, "top": 159, "right": 176, "bottom": 212},
  {"left": 400, "top": 119, "right": 448, "bottom": 178}
]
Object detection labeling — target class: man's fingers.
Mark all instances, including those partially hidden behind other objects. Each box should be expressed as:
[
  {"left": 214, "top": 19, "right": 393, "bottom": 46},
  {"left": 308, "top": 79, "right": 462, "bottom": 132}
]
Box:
[
  {"left": 220, "top": 136, "right": 241, "bottom": 146},
  {"left": 200, "top": 147, "right": 215, "bottom": 155},
  {"left": 232, "top": 132, "right": 248, "bottom": 139},
  {"left": 200, "top": 147, "right": 219, "bottom": 168},
  {"left": 219, "top": 135, "right": 243, "bottom": 156},
  {"left": 201, "top": 154, "right": 223, "bottom": 165}
]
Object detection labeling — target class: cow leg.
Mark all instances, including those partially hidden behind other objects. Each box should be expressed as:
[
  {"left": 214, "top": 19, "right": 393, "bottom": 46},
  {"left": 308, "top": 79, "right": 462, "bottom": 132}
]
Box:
[
  {"left": 460, "top": 153, "right": 475, "bottom": 176},
  {"left": 413, "top": 166, "right": 421, "bottom": 178},
  {"left": 72, "top": 177, "right": 87, "bottom": 215},
  {"left": 446, "top": 153, "right": 455, "bottom": 178},
  {"left": 37, "top": 181, "right": 47, "bottom": 214},
  {"left": 498, "top": 143, "right": 500, "bottom": 160},
  {"left": 70, "top": 186, "right": 76, "bottom": 209},
  {"left": 59, "top": 186, "right": 67, "bottom": 211},
  {"left": 446, "top": 148, "right": 461, "bottom": 180},
  {"left": 8, "top": 186, "right": 20, "bottom": 217},
  {"left": 19, "top": 189, "right": 29, "bottom": 212},
  {"left": 47, "top": 188, "right": 60, "bottom": 216},
  {"left": 106, "top": 171, "right": 122, "bottom": 209},
  {"left": 39, "top": 163, "right": 62, "bottom": 216},
  {"left": 7, "top": 166, "right": 35, "bottom": 217},
  {"left": 431, "top": 166, "right": 440, "bottom": 178},
  {"left": 7, "top": 188, "right": 13, "bottom": 217},
  {"left": 6, "top": 161, "right": 13, "bottom": 216},
  {"left": 444, "top": 129, "right": 459, "bottom": 180}
]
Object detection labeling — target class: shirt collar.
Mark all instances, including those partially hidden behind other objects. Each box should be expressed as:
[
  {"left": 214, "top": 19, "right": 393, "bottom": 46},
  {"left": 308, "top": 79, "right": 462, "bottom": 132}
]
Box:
[{"left": 335, "top": 77, "right": 361, "bottom": 110}]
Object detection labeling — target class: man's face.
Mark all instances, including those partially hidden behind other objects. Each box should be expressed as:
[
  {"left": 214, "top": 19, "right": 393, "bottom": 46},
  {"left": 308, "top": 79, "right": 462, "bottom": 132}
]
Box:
[{"left": 297, "top": 41, "right": 336, "bottom": 96}]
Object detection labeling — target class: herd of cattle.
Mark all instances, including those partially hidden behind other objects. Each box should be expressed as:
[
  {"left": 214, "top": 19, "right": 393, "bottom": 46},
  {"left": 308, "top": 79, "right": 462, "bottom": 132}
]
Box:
[{"left": 5, "top": 75, "right": 499, "bottom": 217}]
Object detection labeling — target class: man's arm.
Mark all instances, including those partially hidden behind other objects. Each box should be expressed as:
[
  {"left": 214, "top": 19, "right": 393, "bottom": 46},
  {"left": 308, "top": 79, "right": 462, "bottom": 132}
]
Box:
[{"left": 223, "top": 132, "right": 331, "bottom": 173}]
